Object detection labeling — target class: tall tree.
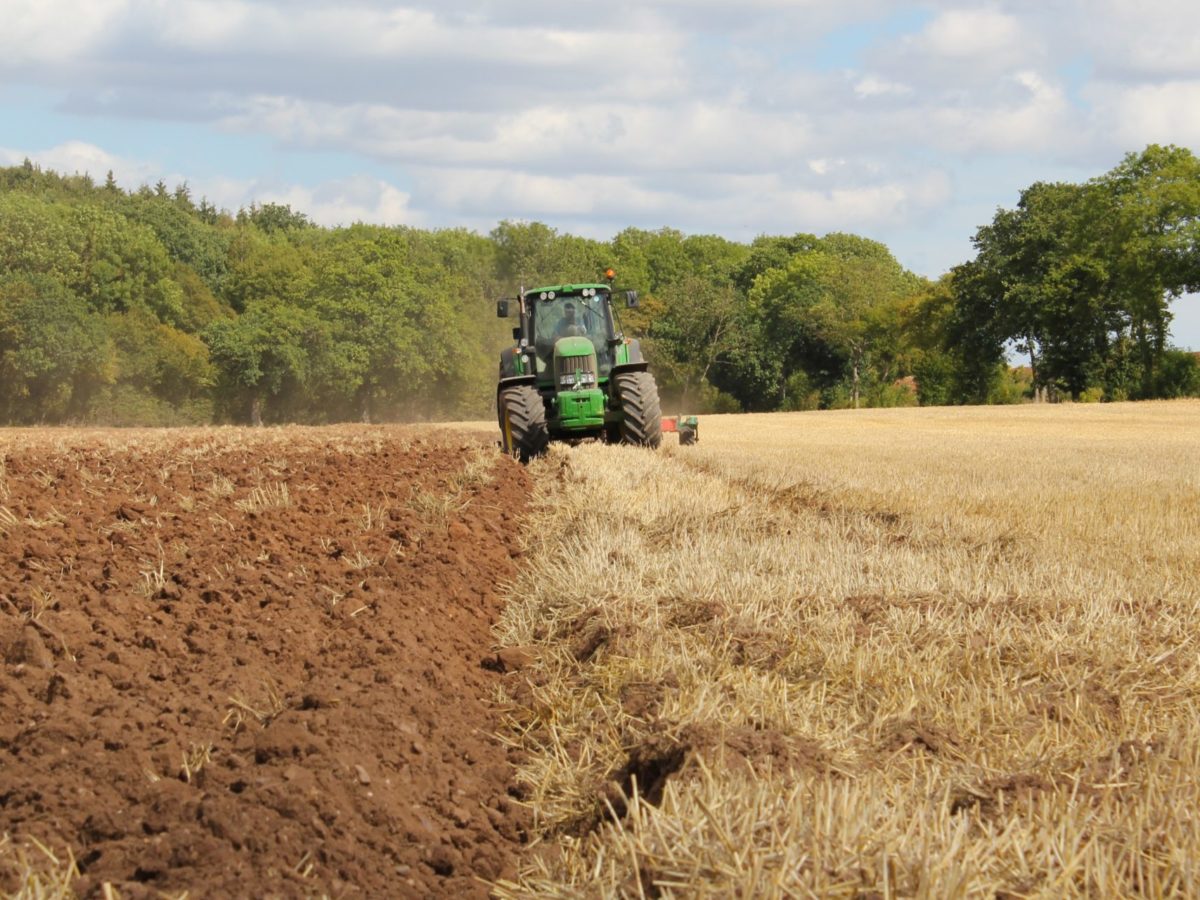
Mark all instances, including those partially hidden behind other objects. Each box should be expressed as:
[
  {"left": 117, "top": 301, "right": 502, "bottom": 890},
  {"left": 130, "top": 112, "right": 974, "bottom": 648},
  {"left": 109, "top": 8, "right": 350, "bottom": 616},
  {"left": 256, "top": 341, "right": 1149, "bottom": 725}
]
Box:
[
  {"left": 491, "top": 221, "right": 607, "bottom": 288},
  {"left": 307, "top": 226, "right": 427, "bottom": 422},
  {"left": 649, "top": 275, "right": 745, "bottom": 411},
  {"left": 1092, "top": 144, "right": 1200, "bottom": 395},
  {"left": 954, "top": 145, "right": 1200, "bottom": 400},
  {"left": 204, "top": 300, "right": 326, "bottom": 425},
  {"left": 749, "top": 236, "right": 923, "bottom": 408}
]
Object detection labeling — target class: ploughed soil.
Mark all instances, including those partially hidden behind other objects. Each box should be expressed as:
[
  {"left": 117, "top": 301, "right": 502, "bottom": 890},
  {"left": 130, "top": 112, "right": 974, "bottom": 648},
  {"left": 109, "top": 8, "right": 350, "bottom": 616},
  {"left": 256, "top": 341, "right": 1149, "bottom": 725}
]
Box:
[{"left": 0, "top": 425, "right": 531, "bottom": 898}]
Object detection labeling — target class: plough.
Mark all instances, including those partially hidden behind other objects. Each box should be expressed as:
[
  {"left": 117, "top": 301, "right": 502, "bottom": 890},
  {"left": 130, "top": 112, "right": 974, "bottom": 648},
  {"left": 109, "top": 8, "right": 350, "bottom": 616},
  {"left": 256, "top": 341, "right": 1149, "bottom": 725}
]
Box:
[{"left": 661, "top": 415, "right": 699, "bottom": 446}]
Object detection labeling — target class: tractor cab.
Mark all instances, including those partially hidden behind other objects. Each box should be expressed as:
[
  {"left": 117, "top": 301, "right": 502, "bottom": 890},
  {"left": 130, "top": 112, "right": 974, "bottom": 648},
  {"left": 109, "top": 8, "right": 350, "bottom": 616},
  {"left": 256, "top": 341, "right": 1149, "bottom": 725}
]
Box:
[{"left": 529, "top": 287, "right": 618, "bottom": 379}]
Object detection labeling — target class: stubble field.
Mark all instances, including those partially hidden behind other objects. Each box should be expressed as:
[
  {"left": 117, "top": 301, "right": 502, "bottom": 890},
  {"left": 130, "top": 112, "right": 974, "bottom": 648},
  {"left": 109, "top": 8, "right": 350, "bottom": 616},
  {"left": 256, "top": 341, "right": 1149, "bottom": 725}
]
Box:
[{"left": 493, "top": 400, "right": 1200, "bottom": 897}]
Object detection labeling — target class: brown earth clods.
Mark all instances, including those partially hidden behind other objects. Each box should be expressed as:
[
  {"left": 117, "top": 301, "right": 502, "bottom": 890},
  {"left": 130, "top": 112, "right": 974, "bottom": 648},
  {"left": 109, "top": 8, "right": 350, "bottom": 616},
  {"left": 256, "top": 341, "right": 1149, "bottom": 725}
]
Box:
[{"left": 0, "top": 426, "right": 531, "bottom": 898}]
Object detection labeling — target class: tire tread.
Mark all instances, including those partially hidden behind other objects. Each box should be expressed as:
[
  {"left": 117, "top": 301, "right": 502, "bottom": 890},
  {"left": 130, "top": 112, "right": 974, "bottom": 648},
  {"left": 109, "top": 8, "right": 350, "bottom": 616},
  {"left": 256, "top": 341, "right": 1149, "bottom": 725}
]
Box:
[
  {"left": 499, "top": 385, "right": 549, "bottom": 462},
  {"left": 615, "top": 371, "right": 663, "bottom": 448}
]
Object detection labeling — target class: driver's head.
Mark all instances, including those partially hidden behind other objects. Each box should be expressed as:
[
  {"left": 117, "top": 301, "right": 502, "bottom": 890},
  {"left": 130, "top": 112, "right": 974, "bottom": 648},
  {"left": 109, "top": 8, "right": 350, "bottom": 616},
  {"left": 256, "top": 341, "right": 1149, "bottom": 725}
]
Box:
[{"left": 563, "top": 303, "right": 576, "bottom": 320}]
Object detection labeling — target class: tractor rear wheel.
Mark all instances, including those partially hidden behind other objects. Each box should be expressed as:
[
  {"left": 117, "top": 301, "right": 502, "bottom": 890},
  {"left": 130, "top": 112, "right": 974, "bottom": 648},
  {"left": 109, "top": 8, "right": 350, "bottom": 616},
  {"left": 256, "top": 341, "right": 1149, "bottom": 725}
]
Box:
[
  {"left": 614, "top": 371, "right": 662, "bottom": 448},
  {"left": 498, "top": 385, "right": 549, "bottom": 463}
]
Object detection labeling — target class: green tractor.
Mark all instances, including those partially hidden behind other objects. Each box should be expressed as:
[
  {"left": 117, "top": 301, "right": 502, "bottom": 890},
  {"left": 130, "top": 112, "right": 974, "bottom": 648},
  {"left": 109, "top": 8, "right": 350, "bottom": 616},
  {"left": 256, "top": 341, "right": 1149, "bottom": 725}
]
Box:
[{"left": 495, "top": 273, "right": 662, "bottom": 461}]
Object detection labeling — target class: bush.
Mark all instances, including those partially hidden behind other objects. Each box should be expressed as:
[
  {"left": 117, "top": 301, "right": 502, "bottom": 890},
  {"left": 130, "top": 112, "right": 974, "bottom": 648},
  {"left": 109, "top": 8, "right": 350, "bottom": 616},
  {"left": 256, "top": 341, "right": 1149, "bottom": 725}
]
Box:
[
  {"left": 913, "top": 353, "right": 955, "bottom": 406},
  {"left": 987, "top": 366, "right": 1031, "bottom": 404},
  {"left": 867, "top": 378, "right": 919, "bottom": 408},
  {"left": 694, "top": 384, "right": 742, "bottom": 414},
  {"left": 1158, "top": 349, "right": 1200, "bottom": 398},
  {"left": 781, "top": 371, "right": 820, "bottom": 411},
  {"left": 83, "top": 385, "right": 213, "bottom": 426}
]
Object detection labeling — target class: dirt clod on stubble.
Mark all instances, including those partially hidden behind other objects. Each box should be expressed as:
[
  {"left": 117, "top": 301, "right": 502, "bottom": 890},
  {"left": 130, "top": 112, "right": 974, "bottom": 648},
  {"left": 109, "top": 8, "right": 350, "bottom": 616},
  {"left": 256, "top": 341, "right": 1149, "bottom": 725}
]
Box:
[{"left": 0, "top": 426, "right": 532, "bottom": 898}]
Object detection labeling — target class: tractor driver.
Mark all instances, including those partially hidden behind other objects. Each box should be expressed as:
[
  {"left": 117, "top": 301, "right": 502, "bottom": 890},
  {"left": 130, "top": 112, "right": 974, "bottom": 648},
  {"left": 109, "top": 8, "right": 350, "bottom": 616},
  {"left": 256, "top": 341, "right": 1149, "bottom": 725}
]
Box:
[
  {"left": 536, "top": 301, "right": 588, "bottom": 365},
  {"left": 555, "top": 303, "right": 587, "bottom": 340}
]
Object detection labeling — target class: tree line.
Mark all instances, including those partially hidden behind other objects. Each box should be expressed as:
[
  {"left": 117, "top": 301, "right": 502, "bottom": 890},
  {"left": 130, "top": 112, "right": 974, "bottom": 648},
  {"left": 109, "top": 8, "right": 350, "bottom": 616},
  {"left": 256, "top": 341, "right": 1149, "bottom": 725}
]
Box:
[{"left": 0, "top": 145, "right": 1197, "bottom": 426}]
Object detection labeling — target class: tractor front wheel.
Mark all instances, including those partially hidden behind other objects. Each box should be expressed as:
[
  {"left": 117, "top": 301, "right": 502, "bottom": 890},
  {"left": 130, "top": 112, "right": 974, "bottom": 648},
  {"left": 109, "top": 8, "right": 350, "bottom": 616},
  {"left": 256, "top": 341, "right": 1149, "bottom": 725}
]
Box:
[
  {"left": 614, "top": 371, "right": 663, "bottom": 448},
  {"left": 498, "top": 385, "right": 549, "bottom": 463}
]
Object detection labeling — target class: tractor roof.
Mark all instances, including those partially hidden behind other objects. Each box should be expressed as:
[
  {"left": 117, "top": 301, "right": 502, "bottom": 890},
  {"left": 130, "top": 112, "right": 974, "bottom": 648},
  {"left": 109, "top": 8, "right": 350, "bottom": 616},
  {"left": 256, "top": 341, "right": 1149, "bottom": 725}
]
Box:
[{"left": 523, "top": 283, "right": 610, "bottom": 298}]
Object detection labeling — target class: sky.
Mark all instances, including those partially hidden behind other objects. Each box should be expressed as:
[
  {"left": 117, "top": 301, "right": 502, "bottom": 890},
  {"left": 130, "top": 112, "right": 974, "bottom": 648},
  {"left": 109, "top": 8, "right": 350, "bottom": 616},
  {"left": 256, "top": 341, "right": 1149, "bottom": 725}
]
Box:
[{"left": 1, "top": 0, "right": 1198, "bottom": 347}]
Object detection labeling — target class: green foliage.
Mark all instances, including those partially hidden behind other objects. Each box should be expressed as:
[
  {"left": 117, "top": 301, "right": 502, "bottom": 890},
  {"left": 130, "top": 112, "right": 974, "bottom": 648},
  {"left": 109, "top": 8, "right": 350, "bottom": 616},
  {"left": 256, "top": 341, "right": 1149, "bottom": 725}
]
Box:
[
  {"left": 989, "top": 365, "right": 1033, "bottom": 405},
  {"left": 84, "top": 384, "right": 214, "bottom": 426},
  {"left": 648, "top": 274, "right": 746, "bottom": 412},
  {"left": 732, "top": 233, "right": 820, "bottom": 292},
  {"left": 0, "top": 146, "right": 1195, "bottom": 426},
  {"left": 72, "top": 204, "right": 189, "bottom": 325},
  {"left": 1158, "top": 349, "right": 1200, "bottom": 398},
  {"left": 0, "top": 194, "right": 87, "bottom": 288},
  {"left": 911, "top": 353, "right": 957, "bottom": 406},
  {"left": 868, "top": 378, "right": 920, "bottom": 409},
  {"left": 492, "top": 220, "right": 608, "bottom": 288},
  {"left": 108, "top": 308, "right": 214, "bottom": 406},
  {"left": 171, "top": 263, "right": 232, "bottom": 332},
  {"left": 0, "top": 273, "right": 111, "bottom": 422},
  {"left": 204, "top": 299, "right": 327, "bottom": 422},
  {"left": 223, "top": 230, "right": 314, "bottom": 313},
  {"left": 123, "top": 191, "right": 232, "bottom": 293},
  {"left": 746, "top": 235, "right": 927, "bottom": 409},
  {"left": 954, "top": 144, "right": 1200, "bottom": 401},
  {"left": 238, "top": 202, "right": 314, "bottom": 235},
  {"left": 896, "top": 277, "right": 957, "bottom": 406},
  {"left": 780, "top": 370, "right": 820, "bottom": 411}
]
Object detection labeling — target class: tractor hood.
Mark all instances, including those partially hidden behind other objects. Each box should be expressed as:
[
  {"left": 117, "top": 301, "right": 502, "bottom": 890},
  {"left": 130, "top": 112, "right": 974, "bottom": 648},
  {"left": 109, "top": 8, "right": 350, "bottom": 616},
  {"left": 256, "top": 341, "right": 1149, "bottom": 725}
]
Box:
[{"left": 553, "top": 335, "right": 595, "bottom": 357}]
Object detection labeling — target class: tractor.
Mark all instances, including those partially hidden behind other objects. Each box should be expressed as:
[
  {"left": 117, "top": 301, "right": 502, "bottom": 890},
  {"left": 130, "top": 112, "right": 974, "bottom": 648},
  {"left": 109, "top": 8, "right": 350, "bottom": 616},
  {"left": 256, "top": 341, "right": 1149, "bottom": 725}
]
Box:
[{"left": 495, "top": 271, "right": 662, "bottom": 461}]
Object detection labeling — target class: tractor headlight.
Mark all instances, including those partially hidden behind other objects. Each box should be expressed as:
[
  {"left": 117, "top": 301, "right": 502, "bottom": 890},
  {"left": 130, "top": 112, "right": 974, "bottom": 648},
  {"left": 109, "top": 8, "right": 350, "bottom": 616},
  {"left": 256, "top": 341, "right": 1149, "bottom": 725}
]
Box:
[{"left": 560, "top": 372, "right": 596, "bottom": 387}]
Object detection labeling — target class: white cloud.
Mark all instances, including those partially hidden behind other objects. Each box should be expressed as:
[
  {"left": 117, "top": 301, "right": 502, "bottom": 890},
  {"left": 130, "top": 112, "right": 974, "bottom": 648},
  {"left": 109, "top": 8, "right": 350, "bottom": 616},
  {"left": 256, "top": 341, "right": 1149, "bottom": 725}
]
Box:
[
  {"left": 1, "top": 0, "right": 690, "bottom": 109},
  {"left": 854, "top": 76, "right": 912, "bottom": 98},
  {"left": 152, "top": 0, "right": 264, "bottom": 49},
  {"left": 415, "top": 165, "right": 952, "bottom": 237},
  {"left": 922, "top": 69, "right": 1076, "bottom": 154},
  {"left": 918, "top": 9, "right": 1023, "bottom": 60},
  {"left": 218, "top": 95, "right": 814, "bottom": 176},
  {"left": 263, "top": 177, "right": 419, "bottom": 228},
  {"left": 188, "top": 174, "right": 420, "bottom": 227},
  {"left": 0, "top": 0, "right": 129, "bottom": 64},
  {"left": 1089, "top": 80, "right": 1200, "bottom": 148},
  {"left": 867, "top": 5, "right": 1044, "bottom": 93},
  {"left": 1074, "top": 0, "right": 1200, "bottom": 80}
]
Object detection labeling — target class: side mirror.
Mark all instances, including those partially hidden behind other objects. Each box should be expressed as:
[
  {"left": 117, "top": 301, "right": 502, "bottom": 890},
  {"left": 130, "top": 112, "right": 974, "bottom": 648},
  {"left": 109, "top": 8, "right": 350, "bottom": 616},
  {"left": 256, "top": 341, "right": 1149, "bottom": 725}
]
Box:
[
  {"left": 625, "top": 291, "right": 639, "bottom": 308},
  {"left": 496, "top": 299, "right": 510, "bottom": 318},
  {"left": 512, "top": 326, "right": 521, "bottom": 340}
]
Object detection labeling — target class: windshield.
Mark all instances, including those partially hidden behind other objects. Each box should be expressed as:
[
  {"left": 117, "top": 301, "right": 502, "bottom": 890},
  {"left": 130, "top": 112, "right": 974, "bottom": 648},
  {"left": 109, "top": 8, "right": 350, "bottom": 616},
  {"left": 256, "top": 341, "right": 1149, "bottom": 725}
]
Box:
[{"left": 531, "top": 293, "right": 613, "bottom": 375}]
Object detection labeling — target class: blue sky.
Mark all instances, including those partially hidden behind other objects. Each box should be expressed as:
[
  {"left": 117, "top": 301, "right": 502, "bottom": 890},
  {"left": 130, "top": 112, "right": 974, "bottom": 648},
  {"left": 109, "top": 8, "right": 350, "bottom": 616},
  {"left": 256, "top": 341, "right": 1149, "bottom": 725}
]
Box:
[{"left": 2, "top": 0, "right": 1198, "bottom": 347}]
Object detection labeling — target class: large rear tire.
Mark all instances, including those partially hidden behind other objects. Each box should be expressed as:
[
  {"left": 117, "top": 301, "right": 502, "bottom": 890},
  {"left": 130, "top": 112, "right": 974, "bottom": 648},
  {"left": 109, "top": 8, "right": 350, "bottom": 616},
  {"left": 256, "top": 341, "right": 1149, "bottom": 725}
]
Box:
[
  {"left": 498, "top": 385, "right": 549, "bottom": 463},
  {"left": 614, "top": 371, "right": 662, "bottom": 448}
]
